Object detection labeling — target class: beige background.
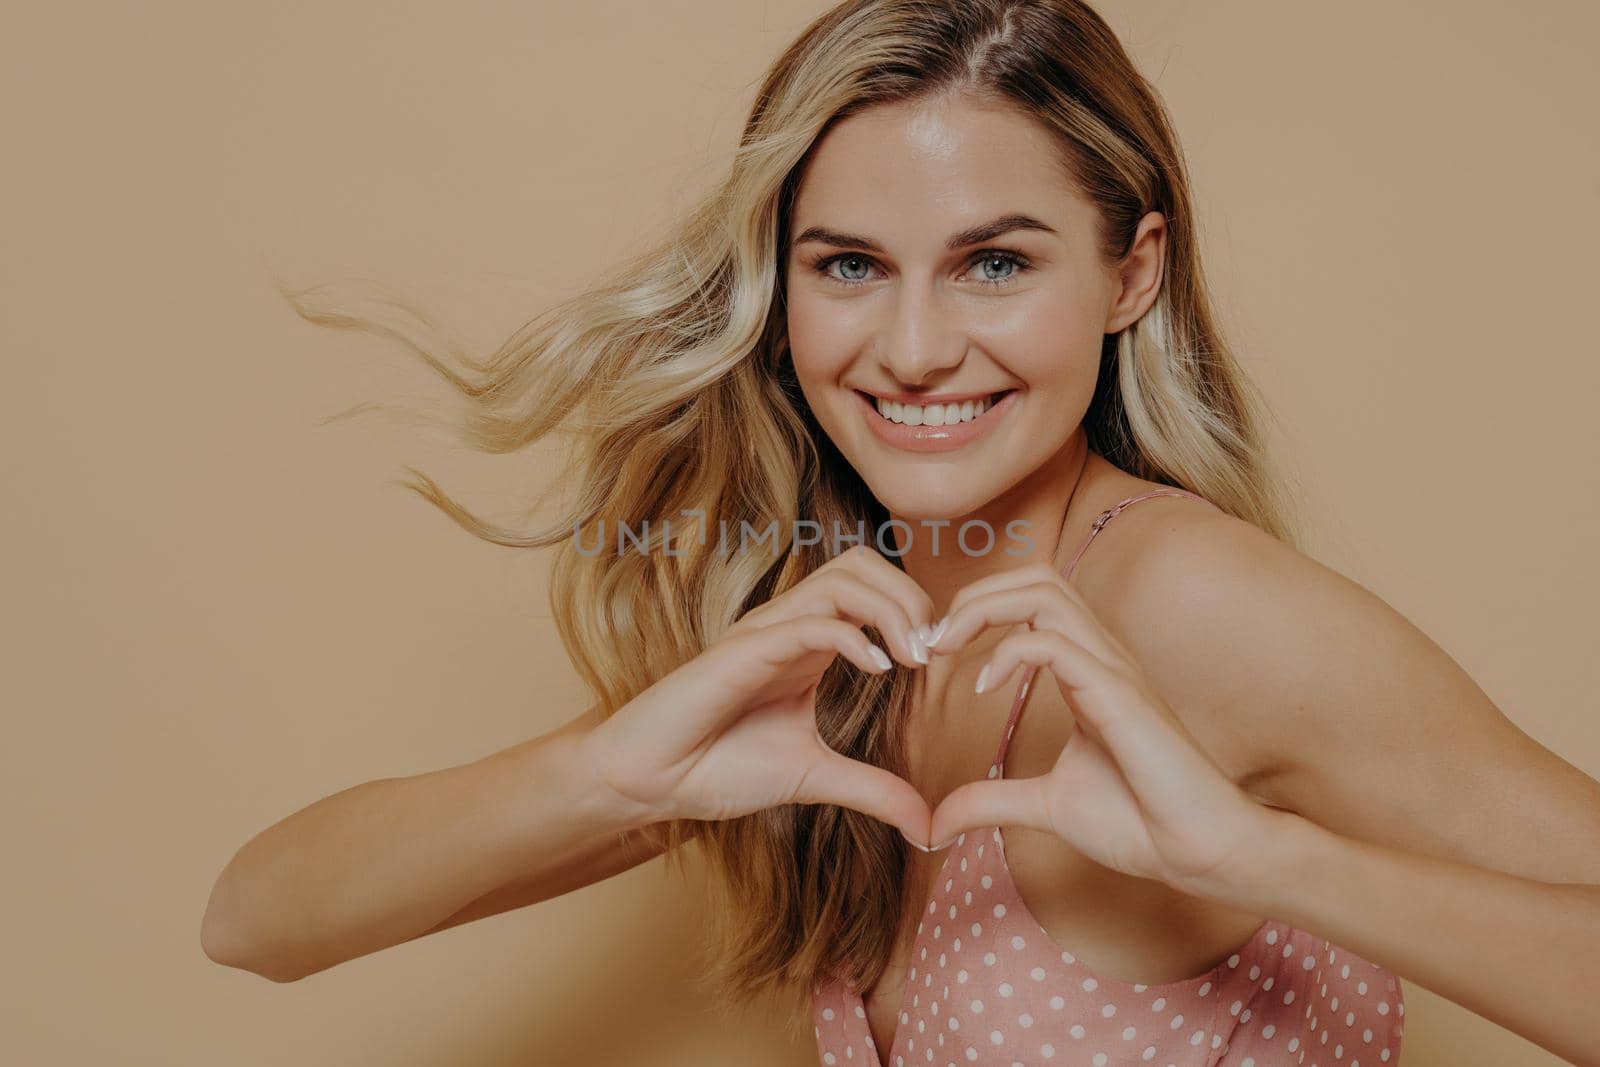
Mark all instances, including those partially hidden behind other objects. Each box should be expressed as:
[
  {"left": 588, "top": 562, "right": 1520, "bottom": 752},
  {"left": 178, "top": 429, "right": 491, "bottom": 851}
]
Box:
[{"left": 3, "top": 1, "right": 1596, "bottom": 1064}]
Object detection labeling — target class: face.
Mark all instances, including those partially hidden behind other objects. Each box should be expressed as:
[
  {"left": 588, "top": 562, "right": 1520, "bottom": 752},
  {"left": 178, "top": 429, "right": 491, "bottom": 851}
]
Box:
[{"left": 784, "top": 93, "right": 1165, "bottom": 524}]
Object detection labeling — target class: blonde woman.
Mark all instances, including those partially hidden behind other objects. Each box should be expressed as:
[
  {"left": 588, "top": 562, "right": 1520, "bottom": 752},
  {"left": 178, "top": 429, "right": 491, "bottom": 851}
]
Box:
[{"left": 201, "top": 2, "right": 1600, "bottom": 1064}]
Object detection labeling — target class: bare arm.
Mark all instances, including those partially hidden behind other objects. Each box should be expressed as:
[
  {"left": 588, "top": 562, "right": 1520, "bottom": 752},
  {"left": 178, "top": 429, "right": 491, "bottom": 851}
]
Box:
[{"left": 199, "top": 705, "right": 683, "bottom": 983}]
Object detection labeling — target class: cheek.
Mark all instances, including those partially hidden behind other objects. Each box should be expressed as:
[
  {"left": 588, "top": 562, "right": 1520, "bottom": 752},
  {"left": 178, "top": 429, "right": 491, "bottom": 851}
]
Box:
[
  {"left": 784, "top": 293, "right": 856, "bottom": 387},
  {"left": 977, "top": 297, "right": 1103, "bottom": 387}
]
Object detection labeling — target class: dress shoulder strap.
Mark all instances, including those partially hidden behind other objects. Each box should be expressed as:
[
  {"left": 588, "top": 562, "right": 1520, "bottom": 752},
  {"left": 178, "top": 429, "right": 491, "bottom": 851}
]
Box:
[
  {"left": 988, "top": 487, "right": 1216, "bottom": 778},
  {"left": 1062, "top": 488, "right": 1217, "bottom": 582}
]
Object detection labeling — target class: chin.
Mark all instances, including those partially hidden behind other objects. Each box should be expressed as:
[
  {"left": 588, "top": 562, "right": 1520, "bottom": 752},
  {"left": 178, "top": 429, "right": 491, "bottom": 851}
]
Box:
[{"left": 860, "top": 478, "right": 1003, "bottom": 525}]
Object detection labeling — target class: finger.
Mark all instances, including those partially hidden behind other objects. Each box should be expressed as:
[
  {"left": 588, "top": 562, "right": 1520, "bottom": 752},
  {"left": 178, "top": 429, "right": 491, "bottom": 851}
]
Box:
[
  {"left": 640, "top": 617, "right": 890, "bottom": 756},
  {"left": 926, "top": 774, "right": 1054, "bottom": 847},
  {"left": 629, "top": 615, "right": 897, "bottom": 791},
  {"left": 927, "top": 559, "right": 1063, "bottom": 634},
  {"left": 795, "top": 749, "right": 933, "bottom": 848},
  {"left": 739, "top": 559, "right": 935, "bottom": 666},
  {"left": 805, "top": 569, "right": 929, "bottom": 667},
  {"left": 976, "top": 629, "right": 1213, "bottom": 808},
  {"left": 828, "top": 547, "right": 940, "bottom": 642},
  {"left": 928, "top": 579, "right": 1128, "bottom": 668},
  {"left": 736, "top": 569, "right": 925, "bottom": 665},
  {"left": 725, "top": 614, "right": 894, "bottom": 690}
]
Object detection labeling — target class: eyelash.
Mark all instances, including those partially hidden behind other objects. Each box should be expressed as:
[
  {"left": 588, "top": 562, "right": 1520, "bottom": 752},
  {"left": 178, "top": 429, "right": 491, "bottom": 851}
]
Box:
[{"left": 806, "top": 249, "right": 1033, "bottom": 290}]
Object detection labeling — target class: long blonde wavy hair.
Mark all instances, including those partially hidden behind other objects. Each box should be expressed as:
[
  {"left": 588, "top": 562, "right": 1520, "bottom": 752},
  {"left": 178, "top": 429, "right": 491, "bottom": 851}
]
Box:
[{"left": 278, "top": 0, "right": 1305, "bottom": 1028}]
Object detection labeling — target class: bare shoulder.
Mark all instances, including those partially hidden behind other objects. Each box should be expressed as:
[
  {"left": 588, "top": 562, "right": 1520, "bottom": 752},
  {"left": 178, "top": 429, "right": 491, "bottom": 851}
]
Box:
[
  {"left": 1056, "top": 474, "right": 1600, "bottom": 889},
  {"left": 1070, "top": 483, "right": 1365, "bottom": 797}
]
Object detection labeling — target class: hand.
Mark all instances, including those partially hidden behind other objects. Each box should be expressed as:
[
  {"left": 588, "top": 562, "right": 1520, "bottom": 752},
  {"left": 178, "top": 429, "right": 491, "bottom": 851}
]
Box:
[
  {"left": 923, "top": 562, "right": 1277, "bottom": 900},
  {"left": 577, "top": 547, "right": 939, "bottom": 846}
]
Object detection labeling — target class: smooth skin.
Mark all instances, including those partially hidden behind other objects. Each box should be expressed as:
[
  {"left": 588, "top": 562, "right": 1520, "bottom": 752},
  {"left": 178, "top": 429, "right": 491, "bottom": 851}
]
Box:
[
  {"left": 774, "top": 88, "right": 1600, "bottom": 1065},
  {"left": 208, "top": 87, "right": 1600, "bottom": 1065},
  {"left": 784, "top": 91, "right": 1159, "bottom": 590},
  {"left": 579, "top": 546, "right": 941, "bottom": 844}
]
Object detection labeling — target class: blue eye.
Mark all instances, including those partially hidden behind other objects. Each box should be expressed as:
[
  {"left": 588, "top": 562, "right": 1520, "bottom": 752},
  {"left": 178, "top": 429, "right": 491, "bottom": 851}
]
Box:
[
  {"left": 970, "top": 251, "right": 1025, "bottom": 284},
  {"left": 820, "top": 253, "right": 876, "bottom": 285},
  {"left": 807, "top": 249, "right": 1032, "bottom": 289}
]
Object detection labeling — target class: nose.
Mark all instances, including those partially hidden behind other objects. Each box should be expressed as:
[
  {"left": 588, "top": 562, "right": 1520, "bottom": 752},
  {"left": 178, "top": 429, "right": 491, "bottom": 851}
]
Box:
[{"left": 876, "top": 283, "right": 966, "bottom": 387}]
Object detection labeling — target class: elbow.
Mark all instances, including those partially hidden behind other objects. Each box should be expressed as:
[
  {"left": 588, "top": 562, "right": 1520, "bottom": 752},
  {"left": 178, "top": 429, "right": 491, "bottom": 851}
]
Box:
[
  {"left": 200, "top": 881, "right": 239, "bottom": 965},
  {"left": 199, "top": 903, "right": 256, "bottom": 974},
  {"left": 200, "top": 867, "right": 248, "bottom": 966},
  {"left": 199, "top": 915, "right": 304, "bottom": 983},
  {"left": 200, "top": 885, "right": 304, "bottom": 983}
]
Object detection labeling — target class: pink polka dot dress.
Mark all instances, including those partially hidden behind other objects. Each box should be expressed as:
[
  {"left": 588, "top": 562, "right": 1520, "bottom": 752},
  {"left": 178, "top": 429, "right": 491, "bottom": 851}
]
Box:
[{"left": 811, "top": 490, "right": 1406, "bottom": 1067}]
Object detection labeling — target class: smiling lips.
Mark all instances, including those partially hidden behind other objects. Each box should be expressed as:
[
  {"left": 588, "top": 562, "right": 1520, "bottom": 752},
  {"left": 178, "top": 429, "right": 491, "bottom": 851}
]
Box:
[{"left": 855, "top": 388, "right": 1019, "bottom": 453}]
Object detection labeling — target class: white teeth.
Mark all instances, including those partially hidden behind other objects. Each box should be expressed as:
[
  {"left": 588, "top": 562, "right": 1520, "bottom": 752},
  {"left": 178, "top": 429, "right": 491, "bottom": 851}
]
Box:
[{"left": 873, "top": 392, "right": 1004, "bottom": 426}]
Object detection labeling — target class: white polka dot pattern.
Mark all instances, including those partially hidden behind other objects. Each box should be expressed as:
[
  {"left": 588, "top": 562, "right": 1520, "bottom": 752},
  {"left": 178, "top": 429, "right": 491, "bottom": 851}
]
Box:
[
  {"left": 810, "top": 818, "right": 1405, "bottom": 1066},
  {"left": 807, "top": 490, "right": 1406, "bottom": 1066}
]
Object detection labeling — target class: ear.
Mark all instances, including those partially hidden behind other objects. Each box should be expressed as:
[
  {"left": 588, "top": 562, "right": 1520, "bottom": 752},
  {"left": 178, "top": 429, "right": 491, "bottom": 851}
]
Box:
[{"left": 1104, "top": 210, "right": 1168, "bottom": 334}]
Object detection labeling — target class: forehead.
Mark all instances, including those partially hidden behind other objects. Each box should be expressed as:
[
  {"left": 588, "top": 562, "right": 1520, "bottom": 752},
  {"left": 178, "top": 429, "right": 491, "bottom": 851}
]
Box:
[{"left": 789, "top": 94, "right": 1089, "bottom": 239}]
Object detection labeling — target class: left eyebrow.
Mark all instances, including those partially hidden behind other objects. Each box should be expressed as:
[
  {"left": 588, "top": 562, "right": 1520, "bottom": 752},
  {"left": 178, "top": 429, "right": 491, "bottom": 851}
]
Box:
[{"left": 791, "top": 213, "right": 1059, "bottom": 254}]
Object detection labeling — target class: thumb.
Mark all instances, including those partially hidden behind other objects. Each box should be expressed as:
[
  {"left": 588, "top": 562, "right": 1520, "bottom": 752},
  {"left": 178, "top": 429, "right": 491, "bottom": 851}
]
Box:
[
  {"left": 796, "top": 750, "right": 933, "bottom": 848},
  {"left": 929, "top": 775, "right": 1053, "bottom": 849}
]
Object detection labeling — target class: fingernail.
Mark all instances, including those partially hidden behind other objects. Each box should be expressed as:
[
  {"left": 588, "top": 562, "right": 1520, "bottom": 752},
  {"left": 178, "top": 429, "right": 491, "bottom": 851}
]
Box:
[
  {"left": 910, "top": 630, "right": 929, "bottom": 664},
  {"left": 974, "top": 662, "right": 990, "bottom": 694},
  {"left": 930, "top": 836, "right": 957, "bottom": 852},
  {"left": 898, "top": 828, "right": 933, "bottom": 852},
  {"left": 926, "top": 617, "right": 948, "bottom": 648},
  {"left": 868, "top": 644, "right": 892, "bottom": 671}
]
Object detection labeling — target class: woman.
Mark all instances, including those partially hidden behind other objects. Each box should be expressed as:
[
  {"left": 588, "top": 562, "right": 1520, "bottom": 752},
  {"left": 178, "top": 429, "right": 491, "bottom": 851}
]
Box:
[{"left": 201, "top": 1, "right": 1600, "bottom": 1064}]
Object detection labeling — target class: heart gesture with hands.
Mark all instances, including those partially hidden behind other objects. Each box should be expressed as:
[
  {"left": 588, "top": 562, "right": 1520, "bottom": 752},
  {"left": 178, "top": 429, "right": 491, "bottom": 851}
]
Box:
[
  {"left": 578, "top": 541, "right": 1279, "bottom": 905},
  {"left": 919, "top": 561, "right": 1280, "bottom": 902}
]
